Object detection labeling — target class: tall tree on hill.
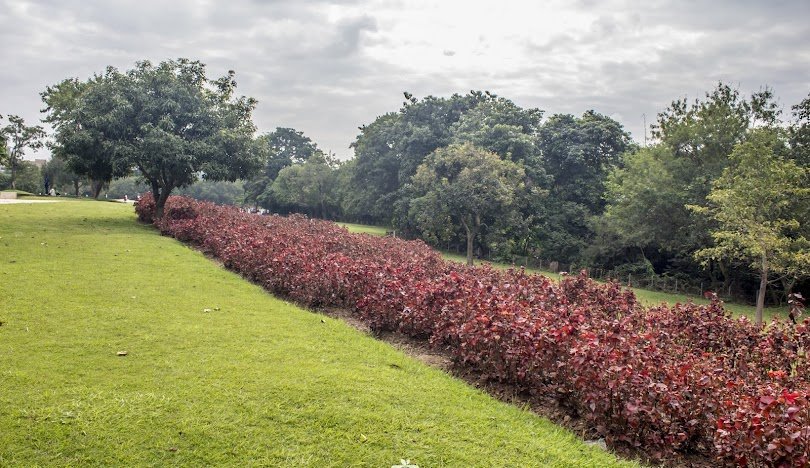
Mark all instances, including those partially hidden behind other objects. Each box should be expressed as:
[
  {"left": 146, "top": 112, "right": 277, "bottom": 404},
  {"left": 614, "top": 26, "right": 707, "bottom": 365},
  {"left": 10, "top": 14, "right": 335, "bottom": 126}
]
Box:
[
  {"left": 42, "top": 75, "right": 129, "bottom": 198},
  {"left": 45, "top": 59, "right": 264, "bottom": 218},
  {"left": 691, "top": 129, "right": 810, "bottom": 324},
  {"left": 0, "top": 115, "right": 45, "bottom": 190},
  {"left": 408, "top": 143, "right": 524, "bottom": 266}
]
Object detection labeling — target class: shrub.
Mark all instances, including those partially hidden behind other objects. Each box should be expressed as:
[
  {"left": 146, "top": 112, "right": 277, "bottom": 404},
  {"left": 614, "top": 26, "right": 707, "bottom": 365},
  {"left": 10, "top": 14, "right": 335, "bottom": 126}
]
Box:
[{"left": 136, "top": 195, "right": 810, "bottom": 466}]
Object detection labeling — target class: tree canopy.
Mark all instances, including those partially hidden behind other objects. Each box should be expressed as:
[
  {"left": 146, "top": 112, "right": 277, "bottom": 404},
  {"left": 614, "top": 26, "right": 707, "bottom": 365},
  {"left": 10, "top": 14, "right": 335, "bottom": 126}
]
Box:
[
  {"left": 408, "top": 143, "right": 525, "bottom": 266},
  {"left": 244, "top": 127, "right": 321, "bottom": 208},
  {"left": 690, "top": 129, "right": 810, "bottom": 323},
  {"left": 43, "top": 58, "right": 264, "bottom": 216},
  {"left": 591, "top": 83, "right": 796, "bottom": 298},
  {"left": 0, "top": 115, "right": 45, "bottom": 190},
  {"left": 42, "top": 74, "right": 129, "bottom": 198},
  {"left": 270, "top": 152, "right": 341, "bottom": 219}
]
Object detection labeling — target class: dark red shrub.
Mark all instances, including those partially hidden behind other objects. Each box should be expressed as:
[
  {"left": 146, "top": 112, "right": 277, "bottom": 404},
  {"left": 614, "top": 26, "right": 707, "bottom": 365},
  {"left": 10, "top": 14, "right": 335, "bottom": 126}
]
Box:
[{"left": 135, "top": 195, "right": 810, "bottom": 466}]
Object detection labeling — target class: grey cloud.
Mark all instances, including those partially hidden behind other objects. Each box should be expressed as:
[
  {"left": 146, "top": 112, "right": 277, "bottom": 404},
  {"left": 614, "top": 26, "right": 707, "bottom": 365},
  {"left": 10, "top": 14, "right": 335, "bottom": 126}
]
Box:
[{"left": 2, "top": 0, "right": 809, "bottom": 161}]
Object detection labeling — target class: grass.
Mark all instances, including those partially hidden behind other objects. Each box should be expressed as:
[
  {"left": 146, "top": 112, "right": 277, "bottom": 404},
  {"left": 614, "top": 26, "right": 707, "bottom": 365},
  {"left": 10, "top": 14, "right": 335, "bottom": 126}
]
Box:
[
  {"left": 336, "top": 221, "right": 390, "bottom": 236},
  {"left": 341, "top": 223, "right": 787, "bottom": 321},
  {"left": 0, "top": 200, "right": 636, "bottom": 467}
]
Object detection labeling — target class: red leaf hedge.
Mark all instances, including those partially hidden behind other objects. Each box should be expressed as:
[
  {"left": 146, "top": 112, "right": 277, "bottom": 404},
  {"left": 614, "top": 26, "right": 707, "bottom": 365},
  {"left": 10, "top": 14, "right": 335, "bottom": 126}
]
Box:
[{"left": 137, "top": 194, "right": 810, "bottom": 466}]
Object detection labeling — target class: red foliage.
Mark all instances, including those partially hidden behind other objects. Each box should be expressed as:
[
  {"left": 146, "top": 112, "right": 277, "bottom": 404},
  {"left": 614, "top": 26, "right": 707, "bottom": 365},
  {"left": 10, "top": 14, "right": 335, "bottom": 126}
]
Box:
[{"left": 137, "top": 195, "right": 810, "bottom": 466}]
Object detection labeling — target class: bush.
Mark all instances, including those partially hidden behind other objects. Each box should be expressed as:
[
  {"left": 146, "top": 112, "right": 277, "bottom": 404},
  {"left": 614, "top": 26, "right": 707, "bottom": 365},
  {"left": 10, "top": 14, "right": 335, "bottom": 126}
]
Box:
[{"left": 137, "top": 194, "right": 810, "bottom": 466}]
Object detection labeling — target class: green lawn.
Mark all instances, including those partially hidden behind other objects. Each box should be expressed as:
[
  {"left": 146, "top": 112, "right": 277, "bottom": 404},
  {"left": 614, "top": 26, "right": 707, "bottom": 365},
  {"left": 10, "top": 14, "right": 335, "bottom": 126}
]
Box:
[
  {"left": 0, "top": 201, "right": 636, "bottom": 467},
  {"left": 336, "top": 221, "right": 390, "bottom": 237},
  {"left": 341, "top": 223, "right": 785, "bottom": 321}
]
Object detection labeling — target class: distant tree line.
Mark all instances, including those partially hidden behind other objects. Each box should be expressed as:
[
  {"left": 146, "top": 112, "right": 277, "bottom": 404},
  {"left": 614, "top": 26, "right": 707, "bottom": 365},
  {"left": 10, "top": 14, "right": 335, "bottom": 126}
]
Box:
[
  {"left": 245, "top": 85, "right": 809, "bottom": 312},
  {"left": 4, "top": 56, "right": 808, "bottom": 311}
]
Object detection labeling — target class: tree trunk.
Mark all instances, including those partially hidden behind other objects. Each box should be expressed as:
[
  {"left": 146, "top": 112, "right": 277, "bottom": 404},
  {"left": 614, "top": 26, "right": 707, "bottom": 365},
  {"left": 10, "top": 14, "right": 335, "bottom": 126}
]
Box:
[
  {"left": 9, "top": 163, "right": 16, "bottom": 190},
  {"left": 719, "top": 261, "right": 731, "bottom": 298},
  {"left": 154, "top": 186, "right": 173, "bottom": 220},
  {"left": 756, "top": 252, "right": 768, "bottom": 325},
  {"left": 90, "top": 179, "right": 104, "bottom": 199},
  {"left": 74, "top": 179, "right": 80, "bottom": 197},
  {"left": 462, "top": 215, "right": 480, "bottom": 267},
  {"left": 465, "top": 225, "right": 475, "bottom": 266},
  {"left": 462, "top": 221, "right": 474, "bottom": 266}
]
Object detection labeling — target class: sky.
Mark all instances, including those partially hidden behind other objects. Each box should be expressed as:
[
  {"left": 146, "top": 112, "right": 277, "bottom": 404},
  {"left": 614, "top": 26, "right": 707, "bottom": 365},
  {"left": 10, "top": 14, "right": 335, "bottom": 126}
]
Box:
[{"left": 1, "top": 0, "right": 809, "bottom": 160}]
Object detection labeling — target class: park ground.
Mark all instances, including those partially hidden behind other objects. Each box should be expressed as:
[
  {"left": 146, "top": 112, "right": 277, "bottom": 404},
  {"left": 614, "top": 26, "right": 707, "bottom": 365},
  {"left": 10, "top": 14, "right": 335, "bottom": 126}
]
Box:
[{"left": 0, "top": 200, "right": 636, "bottom": 467}]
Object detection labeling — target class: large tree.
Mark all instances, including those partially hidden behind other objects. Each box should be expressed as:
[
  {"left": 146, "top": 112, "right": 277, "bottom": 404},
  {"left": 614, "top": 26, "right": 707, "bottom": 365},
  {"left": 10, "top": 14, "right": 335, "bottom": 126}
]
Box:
[
  {"left": 270, "top": 152, "right": 341, "bottom": 219},
  {"left": 347, "top": 91, "right": 492, "bottom": 222},
  {"left": 45, "top": 59, "right": 264, "bottom": 217},
  {"left": 244, "top": 127, "right": 320, "bottom": 208},
  {"left": 691, "top": 129, "right": 810, "bottom": 324},
  {"left": 117, "top": 59, "right": 264, "bottom": 217},
  {"left": 408, "top": 143, "right": 524, "bottom": 266},
  {"left": 449, "top": 97, "right": 548, "bottom": 260},
  {"left": 0, "top": 115, "right": 45, "bottom": 190},
  {"left": 593, "top": 83, "right": 785, "bottom": 292},
  {"left": 536, "top": 110, "right": 633, "bottom": 262},
  {"left": 41, "top": 75, "right": 128, "bottom": 198}
]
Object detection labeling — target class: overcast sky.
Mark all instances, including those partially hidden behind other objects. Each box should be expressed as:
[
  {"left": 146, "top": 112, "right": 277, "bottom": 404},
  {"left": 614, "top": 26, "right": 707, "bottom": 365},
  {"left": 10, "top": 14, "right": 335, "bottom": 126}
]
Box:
[{"left": 2, "top": 0, "right": 808, "bottom": 160}]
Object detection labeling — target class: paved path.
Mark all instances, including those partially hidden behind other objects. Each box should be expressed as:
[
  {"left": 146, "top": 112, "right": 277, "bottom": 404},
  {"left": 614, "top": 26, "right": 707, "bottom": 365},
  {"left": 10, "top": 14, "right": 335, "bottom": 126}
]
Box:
[{"left": 0, "top": 199, "right": 63, "bottom": 204}]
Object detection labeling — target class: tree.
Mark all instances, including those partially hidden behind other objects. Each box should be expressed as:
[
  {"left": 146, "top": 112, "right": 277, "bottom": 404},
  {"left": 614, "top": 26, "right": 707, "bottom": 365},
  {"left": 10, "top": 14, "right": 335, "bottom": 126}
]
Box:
[
  {"left": 451, "top": 97, "right": 543, "bottom": 165},
  {"left": 41, "top": 75, "right": 128, "bottom": 198},
  {"left": 595, "top": 145, "right": 694, "bottom": 258},
  {"left": 0, "top": 115, "right": 45, "bottom": 189},
  {"left": 347, "top": 91, "right": 492, "bottom": 223},
  {"left": 594, "top": 83, "right": 786, "bottom": 294},
  {"left": 46, "top": 59, "right": 264, "bottom": 218},
  {"left": 790, "top": 92, "right": 810, "bottom": 166},
  {"left": 177, "top": 180, "right": 245, "bottom": 205},
  {"left": 409, "top": 143, "right": 524, "bottom": 266},
  {"left": 0, "top": 114, "right": 8, "bottom": 162},
  {"left": 449, "top": 97, "right": 548, "bottom": 261},
  {"left": 691, "top": 130, "right": 810, "bottom": 324},
  {"left": 41, "top": 156, "right": 80, "bottom": 195},
  {"left": 12, "top": 161, "right": 43, "bottom": 194},
  {"left": 536, "top": 111, "right": 633, "bottom": 262},
  {"left": 119, "top": 59, "right": 264, "bottom": 218},
  {"left": 270, "top": 152, "right": 341, "bottom": 219},
  {"left": 652, "top": 83, "right": 751, "bottom": 169},
  {"left": 244, "top": 127, "right": 320, "bottom": 207}
]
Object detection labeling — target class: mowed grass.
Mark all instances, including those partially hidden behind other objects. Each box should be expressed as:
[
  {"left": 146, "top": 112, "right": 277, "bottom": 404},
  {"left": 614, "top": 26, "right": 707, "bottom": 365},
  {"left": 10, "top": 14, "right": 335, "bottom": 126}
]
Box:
[
  {"left": 0, "top": 201, "right": 636, "bottom": 467},
  {"left": 336, "top": 221, "right": 390, "bottom": 236},
  {"left": 342, "top": 223, "right": 785, "bottom": 321}
]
